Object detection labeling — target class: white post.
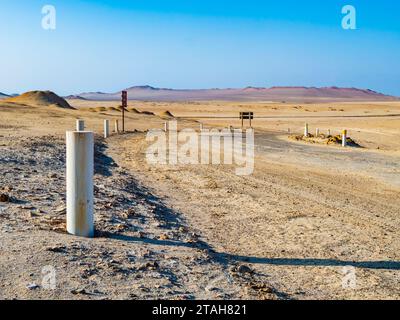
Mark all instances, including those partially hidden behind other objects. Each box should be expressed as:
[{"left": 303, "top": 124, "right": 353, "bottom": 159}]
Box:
[
  {"left": 164, "top": 122, "right": 168, "bottom": 132},
  {"left": 66, "top": 131, "right": 94, "bottom": 238},
  {"left": 114, "top": 120, "right": 119, "bottom": 134},
  {"left": 316, "top": 128, "right": 319, "bottom": 137},
  {"left": 76, "top": 120, "right": 85, "bottom": 132},
  {"left": 104, "top": 120, "right": 110, "bottom": 139},
  {"left": 200, "top": 123, "right": 204, "bottom": 131},
  {"left": 342, "top": 130, "right": 347, "bottom": 147},
  {"left": 304, "top": 123, "right": 309, "bottom": 137},
  {"left": 328, "top": 129, "right": 331, "bottom": 136}
]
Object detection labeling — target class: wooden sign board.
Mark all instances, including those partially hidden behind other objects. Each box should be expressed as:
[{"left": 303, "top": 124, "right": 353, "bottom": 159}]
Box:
[
  {"left": 240, "top": 112, "right": 254, "bottom": 128},
  {"left": 240, "top": 112, "right": 254, "bottom": 120}
]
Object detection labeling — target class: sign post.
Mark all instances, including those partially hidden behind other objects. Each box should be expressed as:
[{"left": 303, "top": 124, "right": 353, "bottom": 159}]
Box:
[
  {"left": 239, "top": 112, "right": 254, "bottom": 129},
  {"left": 122, "top": 90, "right": 128, "bottom": 133}
]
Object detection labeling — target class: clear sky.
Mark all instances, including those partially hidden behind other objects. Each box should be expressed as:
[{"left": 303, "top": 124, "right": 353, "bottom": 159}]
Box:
[{"left": 0, "top": 0, "right": 399, "bottom": 96}]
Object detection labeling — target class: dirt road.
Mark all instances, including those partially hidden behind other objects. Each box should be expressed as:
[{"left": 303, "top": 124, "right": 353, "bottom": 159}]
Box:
[{"left": 112, "top": 130, "right": 400, "bottom": 300}]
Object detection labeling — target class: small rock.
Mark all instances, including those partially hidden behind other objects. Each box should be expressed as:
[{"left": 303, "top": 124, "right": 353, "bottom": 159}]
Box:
[
  {"left": 0, "top": 194, "right": 9, "bottom": 203},
  {"left": 237, "top": 265, "right": 253, "bottom": 274},
  {"left": 27, "top": 211, "right": 39, "bottom": 218},
  {"left": 205, "top": 180, "right": 218, "bottom": 189},
  {"left": 21, "top": 205, "right": 36, "bottom": 210},
  {"left": 71, "top": 288, "right": 88, "bottom": 295},
  {"left": 26, "top": 283, "right": 40, "bottom": 290},
  {"left": 54, "top": 205, "right": 66, "bottom": 215},
  {"left": 139, "top": 261, "right": 159, "bottom": 271},
  {"left": 47, "top": 246, "right": 67, "bottom": 253},
  {"left": 126, "top": 208, "right": 137, "bottom": 217},
  {"left": 115, "top": 224, "right": 127, "bottom": 232},
  {"left": 159, "top": 234, "right": 169, "bottom": 241},
  {"left": 48, "top": 173, "right": 58, "bottom": 179}
]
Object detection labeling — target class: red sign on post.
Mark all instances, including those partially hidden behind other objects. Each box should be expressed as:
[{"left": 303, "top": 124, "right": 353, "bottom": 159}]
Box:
[
  {"left": 121, "top": 91, "right": 127, "bottom": 132},
  {"left": 122, "top": 91, "right": 128, "bottom": 106}
]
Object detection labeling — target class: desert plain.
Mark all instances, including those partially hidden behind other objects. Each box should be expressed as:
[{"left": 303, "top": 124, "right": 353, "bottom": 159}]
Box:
[{"left": 0, "top": 93, "right": 399, "bottom": 300}]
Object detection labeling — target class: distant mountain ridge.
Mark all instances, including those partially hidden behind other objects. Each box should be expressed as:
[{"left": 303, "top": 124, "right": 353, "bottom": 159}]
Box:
[
  {"left": 76, "top": 86, "right": 398, "bottom": 102},
  {"left": 0, "top": 92, "right": 10, "bottom": 99},
  {"left": 64, "top": 95, "right": 87, "bottom": 100}
]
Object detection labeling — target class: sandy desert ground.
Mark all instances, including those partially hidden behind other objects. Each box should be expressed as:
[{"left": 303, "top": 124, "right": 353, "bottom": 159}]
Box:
[{"left": 0, "top": 98, "right": 399, "bottom": 300}]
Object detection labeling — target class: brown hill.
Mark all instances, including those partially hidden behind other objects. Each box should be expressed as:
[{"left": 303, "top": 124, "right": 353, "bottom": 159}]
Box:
[{"left": 6, "top": 91, "right": 74, "bottom": 109}]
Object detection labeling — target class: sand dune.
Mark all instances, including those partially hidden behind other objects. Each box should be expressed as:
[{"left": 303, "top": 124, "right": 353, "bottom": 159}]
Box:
[
  {"left": 158, "top": 110, "right": 175, "bottom": 119},
  {"left": 5, "top": 91, "right": 74, "bottom": 109}
]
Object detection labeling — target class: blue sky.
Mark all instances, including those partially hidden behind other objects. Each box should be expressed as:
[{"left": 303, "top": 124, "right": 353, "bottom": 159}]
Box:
[{"left": 0, "top": 0, "right": 399, "bottom": 96}]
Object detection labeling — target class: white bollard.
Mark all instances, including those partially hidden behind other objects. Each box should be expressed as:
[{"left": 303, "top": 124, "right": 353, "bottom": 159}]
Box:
[
  {"left": 104, "top": 120, "right": 110, "bottom": 138},
  {"left": 114, "top": 120, "right": 119, "bottom": 134},
  {"left": 328, "top": 129, "right": 331, "bottom": 136},
  {"left": 66, "top": 131, "right": 94, "bottom": 238},
  {"left": 164, "top": 122, "right": 168, "bottom": 132},
  {"left": 316, "top": 128, "right": 320, "bottom": 137},
  {"left": 342, "top": 130, "right": 347, "bottom": 147},
  {"left": 304, "top": 123, "right": 309, "bottom": 137},
  {"left": 200, "top": 123, "right": 204, "bottom": 131},
  {"left": 76, "top": 120, "right": 85, "bottom": 132}
]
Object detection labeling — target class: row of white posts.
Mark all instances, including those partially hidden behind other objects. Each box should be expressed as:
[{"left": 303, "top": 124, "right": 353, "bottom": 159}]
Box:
[
  {"left": 304, "top": 123, "right": 347, "bottom": 147},
  {"left": 67, "top": 119, "right": 118, "bottom": 238},
  {"left": 76, "top": 119, "right": 119, "bottom": 138},
  {"left": 67, "top": 120, "right": 348, "bottom": 238},
  {"left": 164, "top": 122, "right": 234, "bottom": 133},
  {"left": 104, "top": 119, "right": 120, "bottom": 138},
  {"left": 165, "top": 122, "right": 205, "bottom": 132},
  {"left": 67, "top": 120, "right": 209, "bottom": 237}
]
